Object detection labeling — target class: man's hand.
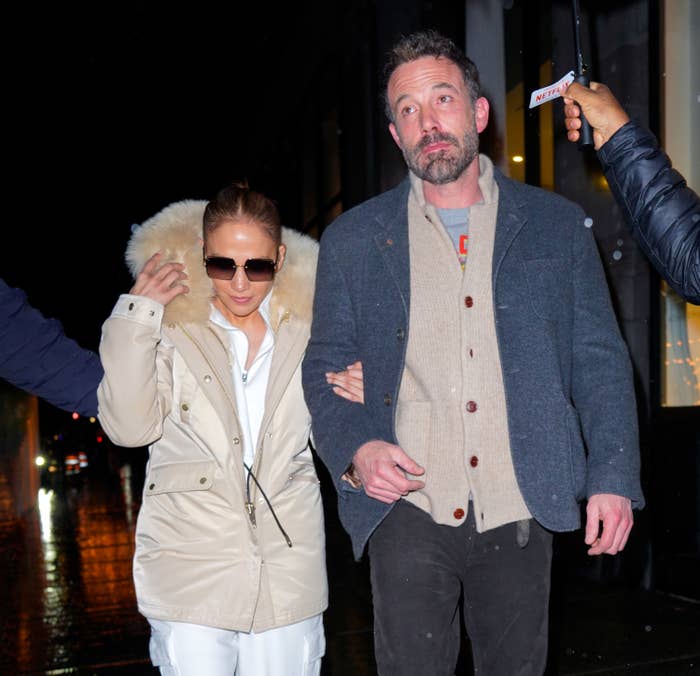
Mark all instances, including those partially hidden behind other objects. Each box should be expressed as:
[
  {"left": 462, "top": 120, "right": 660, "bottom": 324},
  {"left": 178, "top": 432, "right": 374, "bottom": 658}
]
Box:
[
  {"left": 563, "top": 81, "right": 630, "bottom": 151},
  {"left": 130, "top": 252, "right": 189, "bottom": 306},
  {"left": 352, "top": 440, "right": 425, "bottom": 504},
  {"left": 585, "top": 493, "right": 633, "bottom": 555}
]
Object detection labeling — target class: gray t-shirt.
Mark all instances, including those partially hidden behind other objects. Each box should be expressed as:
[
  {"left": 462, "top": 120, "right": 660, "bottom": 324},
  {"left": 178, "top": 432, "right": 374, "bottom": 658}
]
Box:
[{"left": 437, "top": 207, "right": 469, "bottom": 269}]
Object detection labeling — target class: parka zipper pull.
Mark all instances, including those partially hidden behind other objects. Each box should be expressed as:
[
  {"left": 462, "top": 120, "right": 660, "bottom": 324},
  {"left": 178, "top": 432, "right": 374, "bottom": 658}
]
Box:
[{"left": 245, "top": 501, "right": 257, "bottom": 527}]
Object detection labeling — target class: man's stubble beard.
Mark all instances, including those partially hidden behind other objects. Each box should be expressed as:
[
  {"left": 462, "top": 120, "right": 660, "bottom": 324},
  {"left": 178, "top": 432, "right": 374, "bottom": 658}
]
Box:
[{"left": 403, "top": 124, "right": 479, "bottom": 185}]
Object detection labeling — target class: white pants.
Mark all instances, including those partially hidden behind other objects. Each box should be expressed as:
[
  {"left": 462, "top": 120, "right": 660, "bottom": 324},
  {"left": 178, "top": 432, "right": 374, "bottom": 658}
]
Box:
[{"left": 148, "top": 614, "right": 325, "bottom": 676}]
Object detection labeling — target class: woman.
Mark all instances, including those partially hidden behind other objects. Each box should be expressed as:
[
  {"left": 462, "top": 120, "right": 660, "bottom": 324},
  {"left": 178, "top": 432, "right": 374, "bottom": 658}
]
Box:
[{"left": 97, "top": 183, "right": 360, "bottom": 676}]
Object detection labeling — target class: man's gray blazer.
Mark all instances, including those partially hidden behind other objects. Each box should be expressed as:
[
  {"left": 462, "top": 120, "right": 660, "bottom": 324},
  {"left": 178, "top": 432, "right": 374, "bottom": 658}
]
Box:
[{"left": 302, "top": 171, "right": 644, "bottom": 561}]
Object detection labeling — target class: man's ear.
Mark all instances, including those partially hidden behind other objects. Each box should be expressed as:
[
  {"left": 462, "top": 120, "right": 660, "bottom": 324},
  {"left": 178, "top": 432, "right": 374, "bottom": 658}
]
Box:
[
  {"left": 474, "top": 97, "right": 489, "bottom": 134},
  {"left": 389, "top": 122, "right": 403, "bottom": 149}
]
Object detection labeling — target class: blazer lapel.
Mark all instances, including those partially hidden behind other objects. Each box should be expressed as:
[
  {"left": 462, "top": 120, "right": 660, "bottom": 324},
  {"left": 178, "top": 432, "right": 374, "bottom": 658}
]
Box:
[
  {"left": 373, "top": 180, "right": 411, "bottom": 313},
  {"left": 493, "top": 173, "right": 528, "bottom": 280}
]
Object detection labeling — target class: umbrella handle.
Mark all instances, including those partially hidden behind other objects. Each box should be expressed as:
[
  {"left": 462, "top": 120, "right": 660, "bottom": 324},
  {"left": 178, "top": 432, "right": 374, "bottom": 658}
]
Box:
[{"left": 573, "top": 73, "right": 595, "bottom": 149}]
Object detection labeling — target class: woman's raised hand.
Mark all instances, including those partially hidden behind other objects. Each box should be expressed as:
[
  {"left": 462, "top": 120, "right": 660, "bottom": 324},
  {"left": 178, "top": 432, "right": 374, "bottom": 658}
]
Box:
[{"left": 130, "top": 252, "right": 189, "bottom": 305}]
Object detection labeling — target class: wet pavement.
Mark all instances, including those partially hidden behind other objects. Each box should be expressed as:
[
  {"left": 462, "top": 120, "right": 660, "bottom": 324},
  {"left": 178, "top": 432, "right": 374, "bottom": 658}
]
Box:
[{"left": 1, "top": 457, "right": 699, "bottom": 676}]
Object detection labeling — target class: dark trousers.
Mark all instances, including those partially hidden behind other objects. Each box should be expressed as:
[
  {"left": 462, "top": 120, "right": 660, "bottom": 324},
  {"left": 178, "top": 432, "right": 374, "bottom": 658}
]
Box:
[{"left": 368, "top": 500, "right": 553, "bottom": 676}]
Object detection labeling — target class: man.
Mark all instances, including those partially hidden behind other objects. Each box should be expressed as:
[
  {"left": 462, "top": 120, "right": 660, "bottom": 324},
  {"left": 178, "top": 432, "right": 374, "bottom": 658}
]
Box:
[
  {"left": 1, "top": 277, "right": 102, "bottom": 416},
  {"left": 564, "top": 81, "right": 699, "bottom": 305},
  {"left": 302, "top": 30, "right": 643, "bottom": 675}
]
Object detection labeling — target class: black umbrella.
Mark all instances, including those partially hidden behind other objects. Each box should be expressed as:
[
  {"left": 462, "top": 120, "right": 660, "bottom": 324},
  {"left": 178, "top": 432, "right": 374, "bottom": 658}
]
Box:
[{"left": 571, "top": 0, "right": 594, "bottom": 147}]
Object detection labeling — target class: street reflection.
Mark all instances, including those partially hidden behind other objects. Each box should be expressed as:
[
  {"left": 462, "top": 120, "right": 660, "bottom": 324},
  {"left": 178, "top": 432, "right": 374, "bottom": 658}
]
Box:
[
  {"left": 3, "top": 458, "right": 697, "bottom": 674},
  {"left": 37, "top": 486, "right": 74, "bottom": 667},
  {"left": 37, "top": 487, "right": 54, "bottom": 542},
  {"left": 120, "top": 462, "right": 137, "bottom": 530},
  {"left": 2, "top": 461, "right": 153, "bottom": 674}
]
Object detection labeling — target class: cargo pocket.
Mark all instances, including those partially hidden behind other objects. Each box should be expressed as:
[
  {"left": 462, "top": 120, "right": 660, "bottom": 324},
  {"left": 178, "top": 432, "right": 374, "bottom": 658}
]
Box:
[
  {"left": 144, "top": 460, "right": 217, "bottom": 496},
  {"left": 287, "top": 462, "right": 320, "bottom": 485},
  {"left": 302, "top": 618, "right": 326, "bottom": 676},
  {"left": 147, "top": 618, "right": 175, "bottom": 672}
]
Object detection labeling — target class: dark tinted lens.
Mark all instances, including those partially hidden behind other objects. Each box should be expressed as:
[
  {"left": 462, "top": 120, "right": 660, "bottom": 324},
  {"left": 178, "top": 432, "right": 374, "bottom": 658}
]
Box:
[
  {"left": 244, "top": 258, "right": 276, "bottom": 282},
  {"left": 205, "top": 256, "right": 236, "bottom": 280}
]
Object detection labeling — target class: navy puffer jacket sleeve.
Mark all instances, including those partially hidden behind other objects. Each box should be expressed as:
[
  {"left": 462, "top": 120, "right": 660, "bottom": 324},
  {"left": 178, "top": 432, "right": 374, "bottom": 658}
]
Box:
[
  {"left": 0, "top": 278, "right": 103, "bottom": 415},
  {"left": 598, "top": 121, "right": 699, "bottom": 305}
]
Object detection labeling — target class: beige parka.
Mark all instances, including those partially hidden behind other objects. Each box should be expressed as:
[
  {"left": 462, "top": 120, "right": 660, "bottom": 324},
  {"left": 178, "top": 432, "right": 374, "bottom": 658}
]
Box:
[{"left": 97, "top": 200, "right": 326, "bottom": 632}]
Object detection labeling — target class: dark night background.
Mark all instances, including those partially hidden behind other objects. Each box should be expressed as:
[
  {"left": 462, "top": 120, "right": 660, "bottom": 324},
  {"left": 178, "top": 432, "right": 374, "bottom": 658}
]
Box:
[
  {"left": 2, "top": 1, "right": 387, "bottom": 431},
  {"left": 2, "top": 4, "right": 697, "bottom": 590},
  {"left": 1, "top": 2, "right": 699, "bottom": 673},
  {"left": 3, "top": 3, "right": 346, "bottom": 326}
]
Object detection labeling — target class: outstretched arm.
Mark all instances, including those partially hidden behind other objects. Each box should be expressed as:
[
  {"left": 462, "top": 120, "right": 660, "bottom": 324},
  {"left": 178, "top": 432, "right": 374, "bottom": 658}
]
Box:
[
  {"left": 563, "top": 82, "right": 699, "bottom": 304},
  {"left": 0, "top": 278, "right": 103, "bottom": 416}
]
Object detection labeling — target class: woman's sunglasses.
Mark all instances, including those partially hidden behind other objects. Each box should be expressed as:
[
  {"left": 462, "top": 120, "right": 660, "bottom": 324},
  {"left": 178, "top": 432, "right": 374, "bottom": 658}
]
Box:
[{"left": 204, "top": 254, "right": 278, "bottom": 282}]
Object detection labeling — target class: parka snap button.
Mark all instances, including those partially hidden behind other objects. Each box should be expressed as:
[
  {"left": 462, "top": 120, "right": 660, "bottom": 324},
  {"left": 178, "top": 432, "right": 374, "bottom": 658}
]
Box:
[
  {"left": 199, "top": 477, "right": 207, "bottom": 484},
  {"left": 149, "top": 483, "right": 155, "bottom": 490},
  {"left": 181, "top": 404, "right": 189, "bottom": 411},
  {"left": 204, "top": 375, "right": 212, "bottom": 383},
  {"left": 233, "top": 437, "right": 240, "bottom": 445},
  {"left": 128, "top": 303, "right": 134, "bottom": 311}
]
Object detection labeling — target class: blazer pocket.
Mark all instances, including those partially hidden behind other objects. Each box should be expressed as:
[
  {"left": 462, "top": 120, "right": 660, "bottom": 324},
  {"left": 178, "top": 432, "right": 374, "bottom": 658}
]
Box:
[
  {"left": 522, "top": 258, "right": 569, "bottom": 321},
  {"left": 565, "top": 405, "right": 587, "bottom": 501},
  {"left": 144, "top": 460, "right": 217, "bottom": 495}
]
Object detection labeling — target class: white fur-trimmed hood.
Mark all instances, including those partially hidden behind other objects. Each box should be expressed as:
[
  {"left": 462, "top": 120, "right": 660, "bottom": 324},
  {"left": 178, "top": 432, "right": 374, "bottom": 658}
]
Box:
[{"left": 126, "top": 199, "right": 318, "bottom": 329}]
